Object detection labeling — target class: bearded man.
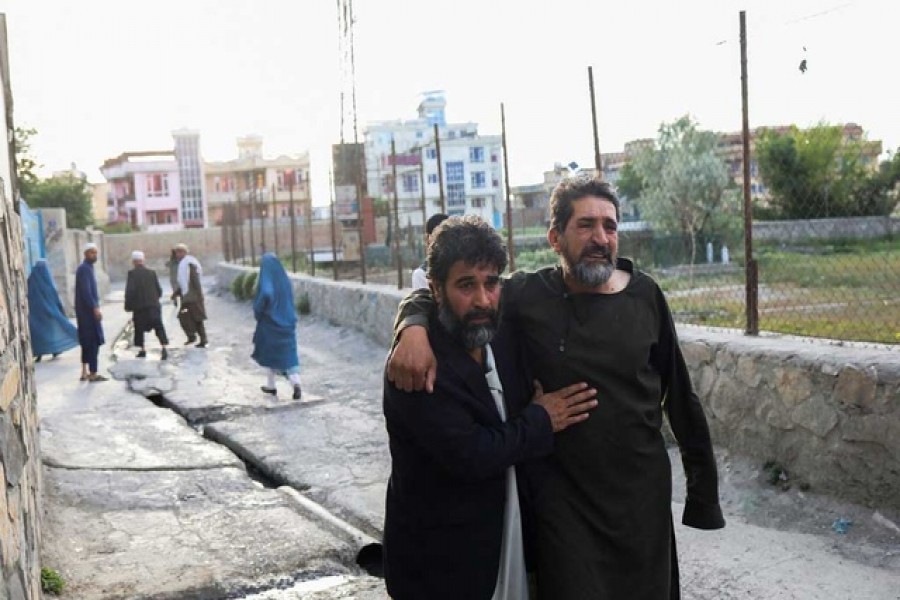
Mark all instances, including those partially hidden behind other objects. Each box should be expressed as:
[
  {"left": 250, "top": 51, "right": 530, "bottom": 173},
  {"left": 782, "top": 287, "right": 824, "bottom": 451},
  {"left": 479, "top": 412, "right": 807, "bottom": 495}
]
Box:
[
  {"left": 388, "top": 175, "right": 725, "bottom": 599},
  {"left": 382, "top": 216, "right": 598, "bottom": 600}
]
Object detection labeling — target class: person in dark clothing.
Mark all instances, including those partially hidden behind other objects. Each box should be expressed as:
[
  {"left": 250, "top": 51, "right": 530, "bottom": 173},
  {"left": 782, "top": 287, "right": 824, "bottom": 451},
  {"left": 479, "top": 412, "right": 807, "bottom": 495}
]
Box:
[
  {"left": 383, "top": 216, "right": 597, "bottom": 600},
  {"left": 411, "top": 212, "right": 449, "bottom": 289},
  {"left": 388, "top": 175, "right": 725, "bottom": 599},
  {"left": 124, "top": 250, "right": 169, "bottom": 360},
  {"left": 27, "top": 259, "right": 78, "bottom": 361},
  {"left": 174, "top": 243, "right": 208, "bottom": 348},
  {"left": 75, "top": 242, "right": 107, "bottom": 382}
]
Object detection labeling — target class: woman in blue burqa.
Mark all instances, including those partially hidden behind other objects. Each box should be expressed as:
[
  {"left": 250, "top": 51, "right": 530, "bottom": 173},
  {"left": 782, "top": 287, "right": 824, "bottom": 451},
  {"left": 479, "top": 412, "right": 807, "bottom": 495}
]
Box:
[
  {"left": 252, "top": 254, "right": 302, "bottom": 400},
  {"left": 27, "top": 259, "right": 79, "bottom": 361}
]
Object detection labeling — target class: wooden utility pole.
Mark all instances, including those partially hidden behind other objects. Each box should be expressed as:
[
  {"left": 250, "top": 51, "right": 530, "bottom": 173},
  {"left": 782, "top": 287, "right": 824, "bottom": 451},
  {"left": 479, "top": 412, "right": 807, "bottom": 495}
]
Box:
[
  {"left": 434, "top": 123, "right": 445, "bottom": 213},
  {"left": 288, "top": 175, "right": 297, "bottom": 272},
  {"left": 501, "top": 103, "right": 516, "bottom": 272},
  {"left": 588, "top": 66, "right": 603, "bottom": 176},
  {"left": 329, "top": 169, "right": 339, "bottom": 281},
  {"left": 271, "top": 183, "right": 278, "bottom": 258},
  {"left": 391, "top": 138, "right": 403, "bottom": 288},
  {"left": 740, "top": 11, "right": 759, "bottom": 335},
  {"left": 248, "top": 174, "right": 256, "bottom": 266},
  {"left": 419, "top": 152, "right": 427, "bottom": 238},
  {"left": 306, "top": 171, "right": 316, "bottom": 276}
]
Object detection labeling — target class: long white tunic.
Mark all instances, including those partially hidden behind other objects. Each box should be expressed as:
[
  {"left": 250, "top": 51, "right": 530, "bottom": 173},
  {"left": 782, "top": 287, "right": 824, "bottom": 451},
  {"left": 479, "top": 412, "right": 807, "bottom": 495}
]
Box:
[{"left": 484, "top": 344, "right": 529, "bottom": 600}]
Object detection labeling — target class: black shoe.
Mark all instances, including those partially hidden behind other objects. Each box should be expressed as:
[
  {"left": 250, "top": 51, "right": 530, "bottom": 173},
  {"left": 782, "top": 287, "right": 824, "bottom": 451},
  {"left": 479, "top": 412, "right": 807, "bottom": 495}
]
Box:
[
  {"left": 196, "top": 341, "right": 208, "bottom": 349},
  {"left": 137, "top": 350, "right": 147, "bottom": 358},
  {"left": 35, "top": 355, "right": 42, "bottom": 363},
  {"left": 161, "top": 348, "right": 168, "bottom": 361},
  {"left": 261, "top": 386, "right": 277, "bottom": 396},
  {"left": 292, "top": 384, "right": 302, "bottom": 400},
  {"left": 184, "top": 337, "right": 196, "bottom": 345}
]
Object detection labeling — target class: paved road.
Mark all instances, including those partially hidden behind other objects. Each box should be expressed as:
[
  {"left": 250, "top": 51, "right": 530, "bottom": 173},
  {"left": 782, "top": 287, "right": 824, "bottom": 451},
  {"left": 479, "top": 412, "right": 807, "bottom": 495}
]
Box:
[{"left": 38, "top": 280, "right": 900, "bottom": 599}]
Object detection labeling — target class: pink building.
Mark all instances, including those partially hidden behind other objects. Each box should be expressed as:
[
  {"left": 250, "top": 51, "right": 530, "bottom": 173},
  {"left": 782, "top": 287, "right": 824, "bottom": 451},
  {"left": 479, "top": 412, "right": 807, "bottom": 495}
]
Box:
[{"left": 100, "top": 151, "right": 183, "bottom": 232}]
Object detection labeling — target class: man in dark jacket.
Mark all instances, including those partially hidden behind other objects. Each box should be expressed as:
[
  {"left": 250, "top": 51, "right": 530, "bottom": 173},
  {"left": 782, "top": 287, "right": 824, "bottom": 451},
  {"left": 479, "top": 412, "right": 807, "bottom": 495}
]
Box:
[
  {"left": 388, "top": 175, "right": 725, "bottom": 599},
  {"left": 124, "top": 250, "right": 169, "bottom": 360},
  {"left": 382, "top": 216, "right": 597, "bottom": 600}
]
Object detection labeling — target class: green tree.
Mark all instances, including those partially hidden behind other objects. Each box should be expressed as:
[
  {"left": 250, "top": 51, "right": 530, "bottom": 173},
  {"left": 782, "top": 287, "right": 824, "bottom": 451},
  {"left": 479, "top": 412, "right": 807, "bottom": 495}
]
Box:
[
  {"left": 14, "top": 126, "right": 40, "bottom": 198},
  {"left": 756, "top": 123, "right": 873, "bottom": 218},
  {"left": 615, "top": 160, "right": 644, "bottom": 204},
  {"left": 631, "top": 116, "right": 741, "bottom": 269},
  {"left": 25, "top": 175, "right": 94, "bottom": 229},
  {"left": 852, "top": 149, "right": 900, "bottom": 217}
]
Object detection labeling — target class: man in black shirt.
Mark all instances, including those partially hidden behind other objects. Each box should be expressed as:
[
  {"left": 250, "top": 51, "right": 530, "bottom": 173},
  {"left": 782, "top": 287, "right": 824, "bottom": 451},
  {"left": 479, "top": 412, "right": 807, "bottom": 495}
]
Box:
[{"left": 124, "top": 250, "right": 169, "bottom": 360}]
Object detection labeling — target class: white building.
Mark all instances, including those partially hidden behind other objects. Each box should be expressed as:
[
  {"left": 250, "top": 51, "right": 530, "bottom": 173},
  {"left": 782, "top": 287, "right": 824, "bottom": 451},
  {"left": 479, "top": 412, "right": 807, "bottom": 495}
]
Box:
[{"left": 363, "top": 91, "right": 506, "bottom": 229}]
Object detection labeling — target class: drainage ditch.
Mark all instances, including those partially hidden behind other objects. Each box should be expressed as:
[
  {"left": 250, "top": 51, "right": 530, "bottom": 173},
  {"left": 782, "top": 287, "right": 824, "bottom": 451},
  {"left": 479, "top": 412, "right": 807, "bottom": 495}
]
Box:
[{"left": 140, "top": 389, "right": 384, "bottom": 586}]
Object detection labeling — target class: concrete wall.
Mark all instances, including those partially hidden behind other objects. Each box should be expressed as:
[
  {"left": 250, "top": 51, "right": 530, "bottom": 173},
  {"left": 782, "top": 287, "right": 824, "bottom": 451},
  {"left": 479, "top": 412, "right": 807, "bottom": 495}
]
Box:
[
  {"left": 0, "top": 175, "right": 43, "bottom": 599},
  {"left": 752, "top": 215, "right": 899, "bottom": 242},
  {"left": 218, "top": 261, "right": 900, "bottom": 509},
  {"left": 103, "top": 221, "right": 347, "bottom": 282},
  {"left": 40, "top": 209, "right": 111, "bottom": 317}
]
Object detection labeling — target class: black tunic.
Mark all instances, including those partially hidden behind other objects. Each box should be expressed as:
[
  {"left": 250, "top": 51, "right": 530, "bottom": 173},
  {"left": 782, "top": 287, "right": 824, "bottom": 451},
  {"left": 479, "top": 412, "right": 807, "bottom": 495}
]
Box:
[{"left": 396, "top": 258, "right": 724, "bottom": 599}]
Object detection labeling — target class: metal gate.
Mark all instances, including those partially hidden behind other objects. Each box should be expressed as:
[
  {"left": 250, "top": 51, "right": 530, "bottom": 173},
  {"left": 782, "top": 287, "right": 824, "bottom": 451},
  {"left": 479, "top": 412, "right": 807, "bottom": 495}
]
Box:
[{"left": 19, "top": 200, "right": 45, "bottom": 278}]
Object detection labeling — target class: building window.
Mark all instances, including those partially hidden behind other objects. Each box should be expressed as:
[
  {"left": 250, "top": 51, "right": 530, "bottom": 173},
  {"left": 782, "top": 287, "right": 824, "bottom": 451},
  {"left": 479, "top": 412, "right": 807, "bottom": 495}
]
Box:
[
  {"left": 470, "top": 147, "right": 485, "bottom": 163},
  {"left": 447, "top": 184, "right": 465, "bottom": 207},
  {"left": 402, "top": 173, "right": 419, "bottom": 193},
  {"left": 491, "top": 154, "right": 498, "bottom": 163},
  {"left": 448, "top": 130, "right": 456, "bottom": 140},
  {"left": 277, "top": 169, "right": 301, "bottom": 191},
  {"left": 445, "top": 161, "right": 464, "bottom": 183},
  {"left": 146, "top": 174, "right": 169, "bottom": 197},
  {"left": 166, "top": 213, "right": 173, "bottom": 224},
  {"left": 471, "top": 197, "right": 486, "bottom": 208},
  {"left": 416, "top": 131, "right": 423, "bottom": 139},
  {"left": 427, "top": 174, "right": 438, "bottom": 184},
  {"left": 493, "top": 178, "right": 500, "bottom": 188},
  {"left": 471, "top": 171, "right": 486, "bottom": 189},
  {"left": 426, "top": 148, "right": 437, "bottom": 159}
]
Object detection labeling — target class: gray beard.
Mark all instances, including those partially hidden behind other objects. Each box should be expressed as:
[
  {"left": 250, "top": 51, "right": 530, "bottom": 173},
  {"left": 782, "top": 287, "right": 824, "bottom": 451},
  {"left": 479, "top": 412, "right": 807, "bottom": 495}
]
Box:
[
  {"left": 437, "top": 301, "right": 499, "bottom": 350},
  {"left": 572, "top": 260, "right": 615, "bottom": 288}
]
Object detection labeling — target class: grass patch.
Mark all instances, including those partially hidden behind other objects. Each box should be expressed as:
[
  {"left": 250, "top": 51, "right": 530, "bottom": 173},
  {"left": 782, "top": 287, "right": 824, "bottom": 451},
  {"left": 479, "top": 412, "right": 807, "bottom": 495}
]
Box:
[{"left": 41, "top": 567, "right": 65, "bottom": 595}]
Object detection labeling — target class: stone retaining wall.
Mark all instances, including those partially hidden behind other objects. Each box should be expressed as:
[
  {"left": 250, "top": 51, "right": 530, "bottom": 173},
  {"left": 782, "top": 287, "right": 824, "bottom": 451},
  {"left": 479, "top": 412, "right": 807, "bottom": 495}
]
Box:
[
  {"left": 217, "top": 262, "right": 900, "bottom": 509},
  {"left": 1, "top": 194, "right": 43, "bottom": 598}
]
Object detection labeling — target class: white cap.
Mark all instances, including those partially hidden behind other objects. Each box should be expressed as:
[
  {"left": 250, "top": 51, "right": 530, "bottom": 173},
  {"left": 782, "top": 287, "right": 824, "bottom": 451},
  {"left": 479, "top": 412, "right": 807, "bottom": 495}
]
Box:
[
  {"left": 131, "top": 250, "right": 145, "bottom": 261},
  {"left": 83, "top": 242, "right": 98, "bottom": 253}
]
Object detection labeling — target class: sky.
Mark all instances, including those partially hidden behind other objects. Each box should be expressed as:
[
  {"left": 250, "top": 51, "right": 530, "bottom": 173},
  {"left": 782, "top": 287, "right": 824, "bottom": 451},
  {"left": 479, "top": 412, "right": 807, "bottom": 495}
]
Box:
[{"left": 2, "top": 0, "right": 898, "bottom": 205}]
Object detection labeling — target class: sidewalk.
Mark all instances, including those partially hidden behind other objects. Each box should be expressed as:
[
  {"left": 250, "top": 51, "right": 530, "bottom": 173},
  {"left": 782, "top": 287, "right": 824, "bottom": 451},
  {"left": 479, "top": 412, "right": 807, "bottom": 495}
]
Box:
[{"left": 36, "top": 289, "right": 377, "bottom": 599}]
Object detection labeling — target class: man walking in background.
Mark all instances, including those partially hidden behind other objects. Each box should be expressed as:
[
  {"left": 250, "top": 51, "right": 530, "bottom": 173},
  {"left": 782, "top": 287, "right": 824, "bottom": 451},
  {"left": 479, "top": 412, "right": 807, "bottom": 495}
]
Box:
[
  {"left": 410, "top": 213, "right": 449, "bottom": 289},
  {"left": 174, "top": 243, "right": 208, "bottom": 348},
  {"left": 125, "top": 250, "right": 169, "bottom": 360},
  {"left": 75, "top": 242, "right": 107, "bottom": 382}
]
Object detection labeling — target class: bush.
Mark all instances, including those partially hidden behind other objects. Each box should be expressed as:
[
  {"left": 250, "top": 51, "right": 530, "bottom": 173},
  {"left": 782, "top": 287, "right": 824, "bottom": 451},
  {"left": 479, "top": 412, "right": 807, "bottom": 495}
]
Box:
[
  {"left": 41, "top": 567, "right": 65, "bottom": 595},
  {"left": 242, "top": 271, "right": 259, "bottom": 300},
  {"left": 296, "top": 292, "right": 311, "bottom": 315},
  {"left": 231, "top": 273, "right": 247, "bottom": 300}
]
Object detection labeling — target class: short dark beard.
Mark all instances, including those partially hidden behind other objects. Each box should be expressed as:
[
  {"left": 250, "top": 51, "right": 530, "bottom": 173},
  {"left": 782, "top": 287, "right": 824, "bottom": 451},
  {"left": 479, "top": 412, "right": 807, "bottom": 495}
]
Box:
[
  {"left": 562, "top": 243, "right": 615, "bottom": 288},
  {"left": 437, "top": 293, "right": 500, "bottom": 350}
]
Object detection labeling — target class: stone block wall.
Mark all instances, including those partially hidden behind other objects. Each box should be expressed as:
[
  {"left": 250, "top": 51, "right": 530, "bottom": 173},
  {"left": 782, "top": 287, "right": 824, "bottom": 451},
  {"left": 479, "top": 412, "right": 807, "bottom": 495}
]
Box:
[
  {"left": 217, "top": 262, "right": 900, "bottom": 509},
  {"left": 0, "top": 196, "right": 43, "bottom": 597}
]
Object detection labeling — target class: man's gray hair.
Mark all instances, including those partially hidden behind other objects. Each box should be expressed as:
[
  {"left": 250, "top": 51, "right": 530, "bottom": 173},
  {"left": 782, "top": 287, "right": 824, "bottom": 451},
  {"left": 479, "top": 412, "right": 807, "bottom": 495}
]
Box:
[{"left": 549, "top": 173, "right": 620, "bottom": 232}]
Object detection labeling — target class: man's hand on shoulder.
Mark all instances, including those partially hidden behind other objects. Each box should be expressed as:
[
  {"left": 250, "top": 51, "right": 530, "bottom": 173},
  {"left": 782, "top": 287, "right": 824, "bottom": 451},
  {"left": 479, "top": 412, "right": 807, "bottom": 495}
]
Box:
[
  {"left": 532, "top": 380, "right": 598, "bottom": 432},
  {"left": 388, "top": 325, "right": 437, "bottom": 393}
]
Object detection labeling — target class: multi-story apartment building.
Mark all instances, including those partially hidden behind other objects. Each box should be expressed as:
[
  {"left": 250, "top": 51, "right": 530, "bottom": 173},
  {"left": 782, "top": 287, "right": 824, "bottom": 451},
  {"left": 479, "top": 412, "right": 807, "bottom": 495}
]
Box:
[
  {"left": 100, "top": 130, "right": 207, "bottom": 230},
  {"left": 100, "top": 150, "right": 182, "bottom": 232},
  {"left": 204, "top": 135, "right": 311, "bottom": 227},
  {"left": 363, "top": 91, "right": 504, "bottom": 228}
]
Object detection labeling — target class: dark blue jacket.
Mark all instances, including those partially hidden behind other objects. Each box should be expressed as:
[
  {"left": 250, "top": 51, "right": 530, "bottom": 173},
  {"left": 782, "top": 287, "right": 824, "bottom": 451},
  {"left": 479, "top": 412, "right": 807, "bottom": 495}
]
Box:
[{"left": 382, "top": 320, "right": 552, "bottom": 600}]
